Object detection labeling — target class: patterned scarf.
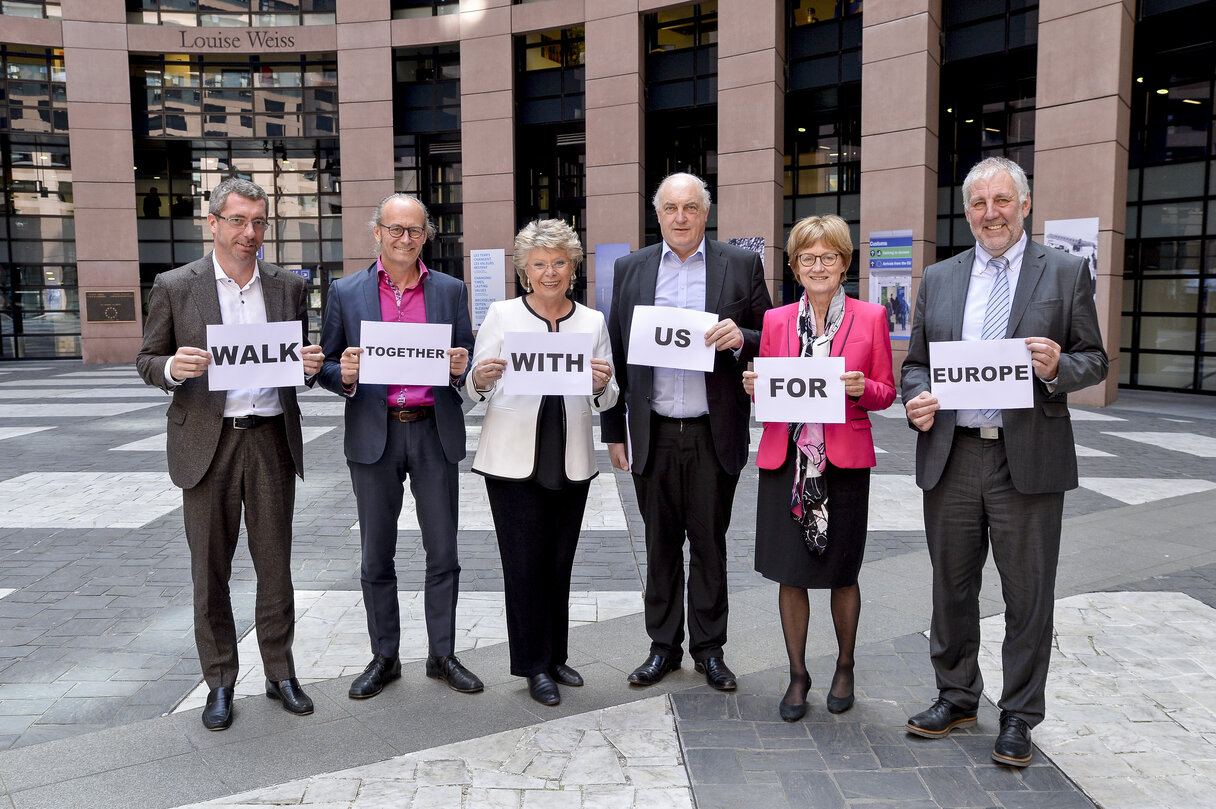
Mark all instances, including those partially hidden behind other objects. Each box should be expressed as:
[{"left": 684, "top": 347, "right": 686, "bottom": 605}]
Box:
[{"left": 789, "top": 285, "right": 846, "bottom": 554}]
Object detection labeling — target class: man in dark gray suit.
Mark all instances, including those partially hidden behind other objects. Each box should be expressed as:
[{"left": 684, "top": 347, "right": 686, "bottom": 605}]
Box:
[
  {"left": 602, "top": 172, "right": 772, "bottom": 691},
  {"left": 137, "top": 177, "right": 324, "bottom": 731},
  {"left": 318, "top": 193, "right": 481, "bottom": 699},
  {"left": 901, "top": 157, "right": 1108, "bottom": 766}
]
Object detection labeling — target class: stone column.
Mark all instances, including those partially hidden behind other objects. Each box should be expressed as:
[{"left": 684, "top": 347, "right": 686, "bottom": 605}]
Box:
[
  {"left": 859, "top": 0, "right": 941, "bottom": 377},
  {"left": 856, "top": 1, "right": 938, "bottom": 374},
  {"left": 715, "top": 0, "right": 784, "bottom": 295},
  {"left": 61, "top": 0, "right": 141, "bottom": 362},
  {"left": 336, "top": 0, "right": 394, "bottom": 276},
  {"left": 459, "top": 0, "right": 515, "bottom": 293},
  {"left": 1033, "top": 1, "right": 1133, "bottom": 406},
  {"left": 584, "top": 2, "right": 646, "bottom": 295}
]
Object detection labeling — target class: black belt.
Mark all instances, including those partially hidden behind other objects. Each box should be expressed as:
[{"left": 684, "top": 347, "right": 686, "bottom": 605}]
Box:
[
  {"left": 653, "top": 413, "right": 710, "bottom": 432},
  {"left": 956, "top": 425, "right": 1003, "bottom": 440},
  {"left": 388, "top": 406, "right": 433, "bottom": 423},
  {"left": 226, "top": 414, "right": 283, "bottom": 430}
]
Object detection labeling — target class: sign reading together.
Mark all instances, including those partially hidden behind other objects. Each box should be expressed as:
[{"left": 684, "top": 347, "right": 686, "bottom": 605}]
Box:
[{"left": 358, "top": 321, "right": 453, "bottom": 386}]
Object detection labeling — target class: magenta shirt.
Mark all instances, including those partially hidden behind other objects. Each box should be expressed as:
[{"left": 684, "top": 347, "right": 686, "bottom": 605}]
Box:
[{"left": 378, "top": 256, "right": 434, "bottom": 408}]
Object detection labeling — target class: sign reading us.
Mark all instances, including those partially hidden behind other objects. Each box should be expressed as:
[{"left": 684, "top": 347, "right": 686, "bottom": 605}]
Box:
[{"left": 177, "top": 30, "right": 297, "bottom": 49}]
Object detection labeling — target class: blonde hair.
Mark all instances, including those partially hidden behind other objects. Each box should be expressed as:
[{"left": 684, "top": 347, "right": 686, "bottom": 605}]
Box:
[
  {"left": 786, "top": 214, "right": 853, "bottom": 271},
  {"left": 513, "top": 219, "right": 584, "bottom": 289}
]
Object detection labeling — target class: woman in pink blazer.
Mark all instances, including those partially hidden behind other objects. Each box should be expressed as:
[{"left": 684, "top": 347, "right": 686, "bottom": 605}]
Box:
[{"left": 743, "top": 215, "right": 895, "bottom": 721}]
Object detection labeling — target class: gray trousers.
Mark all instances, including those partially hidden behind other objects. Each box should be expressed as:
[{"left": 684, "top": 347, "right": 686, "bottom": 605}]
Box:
[
  {"left": 182, "top": 418, "right": 297, "bottom": 689},
  {"left": 923, "top": 431, "right": 1064, "bottom": 727},
  {"left": 349, "top": 415, "right": 460, "bottom": 659}
]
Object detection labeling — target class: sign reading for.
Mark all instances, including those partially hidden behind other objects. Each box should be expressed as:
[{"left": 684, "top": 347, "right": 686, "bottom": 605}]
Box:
[
  {"left": 929, "top": 338, "right": 1034, "bottom": 410},
  {"left": 753, "top": 356, "right": 846, "bottom": 424},
  {"left": 501, "top": 330, "right": 594, "bottom": 396},
  {"left": 358, "top": 321, "right": 452, "bottom": 386},
  {"left": 626, "top": 305, "right": 718, "bottom": 372},
  {"left": 206, "top": 321, "right": 305, "bottom": 391}
]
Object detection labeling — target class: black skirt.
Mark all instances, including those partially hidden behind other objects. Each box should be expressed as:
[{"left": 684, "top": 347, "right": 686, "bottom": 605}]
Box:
[{"left": 754, "top": 437, "right": 871, "bottom": 590}]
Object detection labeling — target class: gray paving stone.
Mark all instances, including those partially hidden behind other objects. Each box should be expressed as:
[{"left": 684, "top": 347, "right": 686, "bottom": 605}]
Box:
[
  {"left": 777, "top": 771, "right": 846, "bottom": 809},
  {"left": 682, "top": 748, "right": 746, "bottom": 785}
]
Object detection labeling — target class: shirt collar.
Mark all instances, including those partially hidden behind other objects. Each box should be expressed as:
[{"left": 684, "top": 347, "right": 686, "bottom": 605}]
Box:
[
  {"left": 377, "top": 256, "right": 429, "bottom": 289},
  {"left": 974, "top": 231, "right": 1028, "bottom": 275},
  {"left": 661, "top": 238, "right": 707, "bottom": 266},
  {"left": 212, "top": 253, "right": 260, "bottom": 289}
]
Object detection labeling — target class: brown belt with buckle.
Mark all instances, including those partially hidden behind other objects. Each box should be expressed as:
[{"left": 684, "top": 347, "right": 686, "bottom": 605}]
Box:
[{"left": 388, "top": 406, "right": 433, "bottom": 423}]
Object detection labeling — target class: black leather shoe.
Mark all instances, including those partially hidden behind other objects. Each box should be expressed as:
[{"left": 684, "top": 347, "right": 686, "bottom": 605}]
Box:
[
  {"left": 202, "top": 686, "right": 233, "bottom": 731},
  {"left": 528, "top": 673, "right": 560, "bottom": 706},
  {"left": 266, "top": 677, "right": 314, "bottom": 715},
  {"left": 906, "top": 697, "right": 978, "bottom": 738},
  {"left": 695, "top": 657, "right": 738, "bottom": 691},
  {"left": 550, "top": 663, "right": 584, "bottom": 687},
  {"left": 627, "top": 653, "right": 681, "bottom": 686},
  {"left": 348, "top": 654, "right": 401, "bottom": 699},
  {"left": 426, "top": 654, "right": 484, "bottom": 693},
  {"left": 992, "top": 711, "right": 1033, "bottom": 767}
]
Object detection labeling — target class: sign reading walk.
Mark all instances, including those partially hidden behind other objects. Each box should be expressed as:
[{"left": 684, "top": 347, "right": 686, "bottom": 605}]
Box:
[{"left": 206, "top": 321, "right": 305, "bottom": 391}]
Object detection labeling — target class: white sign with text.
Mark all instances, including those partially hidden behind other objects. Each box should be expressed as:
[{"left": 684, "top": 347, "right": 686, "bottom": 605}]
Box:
[
  {"left": 206, "top": 321, "right": 305, "bottom": 391},
  {"left": 627, "top": 305, "right": 718, "bottom": 372},
  {"left": 929, "top": 338, "right": 1034, "bottom": 410},
  {"left": 471, "top": 249, "right": 506, "bottom": 329},
  {"left": 358, "top": 320, "right": 452, "bottom": 386},
  {"left": 501, "top": 330, "right": 595, "bottom": 396},
  {"left": 753, "top": 356, "right": 847, "bottom": 424}
]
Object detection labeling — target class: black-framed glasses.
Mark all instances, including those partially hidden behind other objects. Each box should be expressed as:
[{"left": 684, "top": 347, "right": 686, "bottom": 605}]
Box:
[
  {"left": 214, "top": 214, "right": 270, "bottom": 231},
  {"left": 794, "top": 251, "right": 840, "bottom": 268},
  {"left": 381, "top": 224, "right": 426, "bottom": 239}
]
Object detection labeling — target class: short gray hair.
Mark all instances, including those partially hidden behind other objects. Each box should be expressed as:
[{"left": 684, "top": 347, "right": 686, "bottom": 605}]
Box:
[
  {"left": 208, "top": 177, "right": 267, "bottom": 217},
  {"left": 368, "top": 192, "right": 437, "bottom": 240},
  {"left": 513, "top": 219, "right": 584, "bottom": 288},
  {"left": 652, "top": 172, "right": 712, "bottom": 213},
  {"left": 961, "top": 156, "right": 1030, "bottom": 207}
]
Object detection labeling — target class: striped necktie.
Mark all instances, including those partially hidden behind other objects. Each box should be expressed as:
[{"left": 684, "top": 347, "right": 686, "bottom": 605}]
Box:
[{"left": 980, "top": 255, "right": 1011, "bottom": 422}]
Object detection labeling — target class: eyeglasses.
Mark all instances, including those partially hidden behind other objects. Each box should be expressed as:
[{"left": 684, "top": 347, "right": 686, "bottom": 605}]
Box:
[
  {"left": 794, "top": 251, "right": 840, "bottom": 268},
  {"left": 380, "top": 224, "right": 426, "bottom": 239},
  {"left": 529, "top": 259, "right": 570, "bottom": 273},
  {"left": 214, "top": 214, "right": 270, "bottom": 231}
]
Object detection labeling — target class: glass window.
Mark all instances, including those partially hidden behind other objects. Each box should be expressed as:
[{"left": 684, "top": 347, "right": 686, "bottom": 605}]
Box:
[{"left": 127, "top": 0, "right": 332, "bottom": 25}]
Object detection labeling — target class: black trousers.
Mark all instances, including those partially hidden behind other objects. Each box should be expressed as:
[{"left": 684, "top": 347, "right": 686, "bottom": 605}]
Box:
[
  {"left": 633, "top": 417, "right": 739, "bottom": 661},
  {"left": 182, "top": 418, "right": 296, "bottom": 689},
  {"left": 485, "top": 477, "right": 590, "bottom": 677},
  {"left": 923, "top": 432, "right": 1064, "bottom": 728},
  {"left": 349, "top": 415, "right": 460, "bottom": 659}
]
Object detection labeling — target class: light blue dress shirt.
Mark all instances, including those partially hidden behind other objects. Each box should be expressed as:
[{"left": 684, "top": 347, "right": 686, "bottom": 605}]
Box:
[{"left": 651, "top": 239, "right": 710, "bottom": 419}]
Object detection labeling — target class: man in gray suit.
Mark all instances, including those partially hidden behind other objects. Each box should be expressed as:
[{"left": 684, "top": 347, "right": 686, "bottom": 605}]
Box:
[
  {"left": 318, "top": 193, "right": 481, "bottom": 700},
  {"left": 900, "top": 157, "right": 1108, "bottom": 766},
  {"left": 137, "top": 177, "right": 323, "bottom": 731}
]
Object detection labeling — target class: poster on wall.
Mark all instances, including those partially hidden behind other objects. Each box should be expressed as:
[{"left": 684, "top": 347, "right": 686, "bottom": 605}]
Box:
[
  {"left": 594, "top": 242, "right": 630, "bottom": 320},
  {"left": 727, "top": 236, "right": 765, "bottom": 266},
  {"left": 868, "top": 229, "right": 914, "bottom": 340},
  {"left": 1044, "top": 217, "right": 1099, "bottom": 291},
  {"left": 470, "top": 248, "right": 506, "bottom": 329}
]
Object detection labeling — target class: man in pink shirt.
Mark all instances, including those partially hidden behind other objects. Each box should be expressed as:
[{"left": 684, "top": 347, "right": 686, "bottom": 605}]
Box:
[{"left": 318, "top": 193, "right": 481, "bottom": 698}]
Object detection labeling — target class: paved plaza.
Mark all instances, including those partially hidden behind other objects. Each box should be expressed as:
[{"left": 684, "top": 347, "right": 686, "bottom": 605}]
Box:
[{"left": 0, "top": 361, "right": 1214, "bottom": 808}]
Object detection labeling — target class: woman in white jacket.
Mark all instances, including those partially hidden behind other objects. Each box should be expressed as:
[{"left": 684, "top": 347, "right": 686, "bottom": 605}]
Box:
[{"left": 468, "top": 219, "right": 619, "bottom": 706}]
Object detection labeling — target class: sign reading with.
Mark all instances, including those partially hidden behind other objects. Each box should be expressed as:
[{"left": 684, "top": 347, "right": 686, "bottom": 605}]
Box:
[
  {"left": 929, "top": 338, "right": 1034, "bottom": 410},
  {"left": 206, "top": 321, "right": 305, "bottom": 391},
  {"left": 626, "top": 305, "right": 718, "bottom": 372},
  {"left": 753, "top": 356, "right": 846, "bottom": 424},
  {"left": 358, "top": 321, "right": 452, "bottom": 386},
  {"left": 500, "top": 331, "right": 594, "bottom": 396}
]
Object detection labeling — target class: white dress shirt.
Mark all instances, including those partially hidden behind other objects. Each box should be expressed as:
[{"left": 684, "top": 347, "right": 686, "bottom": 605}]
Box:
[
  {"left": 651, "top": 239, "right": 709, "bottom": 419},
  {"left": 956, "top": 233, "right": 1026, "bottom": 429}
]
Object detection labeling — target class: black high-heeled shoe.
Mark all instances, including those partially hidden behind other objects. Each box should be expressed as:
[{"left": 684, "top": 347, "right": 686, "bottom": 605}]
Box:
[
  {"left": 826, "top": 664, "right": 855, "bottom": 714},
  {"left": 779, "top": 672, "right": 811, "bottom": 722}
]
